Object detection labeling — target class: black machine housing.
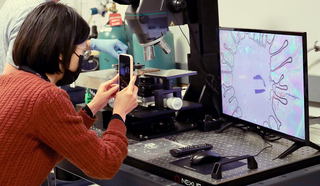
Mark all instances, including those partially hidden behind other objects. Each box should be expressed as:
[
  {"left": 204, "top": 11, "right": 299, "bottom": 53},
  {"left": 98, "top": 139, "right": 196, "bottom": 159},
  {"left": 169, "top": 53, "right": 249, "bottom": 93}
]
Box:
[{"left": 107, "top": 0, "right": 221, "bottom": 139}]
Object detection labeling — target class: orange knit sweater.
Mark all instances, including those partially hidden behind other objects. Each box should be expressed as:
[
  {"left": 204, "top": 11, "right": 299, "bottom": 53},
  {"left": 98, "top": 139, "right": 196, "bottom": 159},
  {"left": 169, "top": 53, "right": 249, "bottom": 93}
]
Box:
[{"left": 0, "top": 70, "right": 129, "bottom": 186}]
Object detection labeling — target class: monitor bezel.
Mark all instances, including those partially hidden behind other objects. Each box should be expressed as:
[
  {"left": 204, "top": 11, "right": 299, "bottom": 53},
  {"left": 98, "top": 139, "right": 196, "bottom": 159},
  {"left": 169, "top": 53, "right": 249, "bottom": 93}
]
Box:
[{"left": 218, "top": 27, "right": 309, "bottom": 144}]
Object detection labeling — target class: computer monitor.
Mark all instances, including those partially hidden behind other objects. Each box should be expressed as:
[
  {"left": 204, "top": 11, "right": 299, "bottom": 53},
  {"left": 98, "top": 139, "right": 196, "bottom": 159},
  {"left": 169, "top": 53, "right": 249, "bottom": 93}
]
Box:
[{"left": 219, "top": 27, "right": 317, "bottom": 158}]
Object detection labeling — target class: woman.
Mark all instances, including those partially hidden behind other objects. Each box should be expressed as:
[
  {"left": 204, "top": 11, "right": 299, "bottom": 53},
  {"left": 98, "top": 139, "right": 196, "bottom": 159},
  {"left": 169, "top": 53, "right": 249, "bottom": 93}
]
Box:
[{"left": 0, "top": 2, "right": 138, "bottom": 186}]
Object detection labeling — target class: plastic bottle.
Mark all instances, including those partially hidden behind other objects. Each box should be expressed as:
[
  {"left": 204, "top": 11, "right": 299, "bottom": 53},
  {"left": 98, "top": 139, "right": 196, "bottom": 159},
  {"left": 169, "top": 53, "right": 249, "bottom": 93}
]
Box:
[{"left": 164, "top": 97, "right": 183, "bottom": 110}]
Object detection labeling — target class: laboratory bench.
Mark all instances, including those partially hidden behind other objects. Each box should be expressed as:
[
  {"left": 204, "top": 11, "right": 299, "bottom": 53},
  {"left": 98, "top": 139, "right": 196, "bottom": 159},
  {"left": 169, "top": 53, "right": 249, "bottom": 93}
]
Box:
[{"left": 56, "top": 117, "right": 320, "bottom": 186}]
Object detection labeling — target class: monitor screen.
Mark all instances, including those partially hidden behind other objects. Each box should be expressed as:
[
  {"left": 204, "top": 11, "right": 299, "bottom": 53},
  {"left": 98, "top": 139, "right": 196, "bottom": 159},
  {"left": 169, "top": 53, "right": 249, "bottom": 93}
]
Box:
[{"left": 219, "top": 27, "right": 308, "bottom": 141}]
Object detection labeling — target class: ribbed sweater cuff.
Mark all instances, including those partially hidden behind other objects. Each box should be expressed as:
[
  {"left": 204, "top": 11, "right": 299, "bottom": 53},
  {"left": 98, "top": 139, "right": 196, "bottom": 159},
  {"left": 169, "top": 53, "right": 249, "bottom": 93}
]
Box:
[
  {"left": 77, "top": 108, "right": 97, "bottom": 129},
  {"left": 111, "top": 114, "right": 124, "bottom": 123},
  {"left": 107, "top": 118, "right": 127, "bottom": 135}
]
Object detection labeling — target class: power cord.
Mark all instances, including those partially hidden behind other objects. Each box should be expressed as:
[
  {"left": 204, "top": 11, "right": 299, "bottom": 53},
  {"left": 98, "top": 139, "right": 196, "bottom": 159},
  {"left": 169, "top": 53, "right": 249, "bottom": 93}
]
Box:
[
  {"left": 171, "top": 12, "right": 218, "bottom": 93},
  {"left": 171, "top": 11, "right": 221, "bottom": 117},
  {"left": 307, "top": 40, "right": 320, "bottom": 53},
  {"left": 221, "top": 140, "right": 273, "bottom": 159},
  {"left": 253, "top": 140, "right": 273, "bottom": 157}
]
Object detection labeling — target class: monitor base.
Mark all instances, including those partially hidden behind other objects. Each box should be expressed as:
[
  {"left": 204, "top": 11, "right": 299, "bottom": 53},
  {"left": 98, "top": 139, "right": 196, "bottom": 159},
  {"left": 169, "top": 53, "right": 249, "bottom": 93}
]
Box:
[{"left": 277, "top": 141, "right": 320, "bottom": 159}]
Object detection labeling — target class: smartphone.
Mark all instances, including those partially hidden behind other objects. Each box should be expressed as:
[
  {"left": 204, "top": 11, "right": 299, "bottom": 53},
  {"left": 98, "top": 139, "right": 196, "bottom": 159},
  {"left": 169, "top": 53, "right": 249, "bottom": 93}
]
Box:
[{"left": 118, "top": 54, "right": 133, "bottom": 91}]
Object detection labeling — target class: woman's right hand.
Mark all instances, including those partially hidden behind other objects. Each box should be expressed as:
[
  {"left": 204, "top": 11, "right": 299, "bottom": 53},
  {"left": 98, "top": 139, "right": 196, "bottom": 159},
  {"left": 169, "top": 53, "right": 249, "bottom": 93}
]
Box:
[{"left": 113, "top": 75, "right": 138, "bottom": 122}]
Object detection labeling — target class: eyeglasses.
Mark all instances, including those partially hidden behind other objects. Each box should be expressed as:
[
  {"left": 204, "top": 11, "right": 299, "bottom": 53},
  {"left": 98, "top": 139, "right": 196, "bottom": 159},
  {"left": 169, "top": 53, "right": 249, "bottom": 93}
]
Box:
[{"left": 73, "top": 50, "right": 92, "bottom": 60}]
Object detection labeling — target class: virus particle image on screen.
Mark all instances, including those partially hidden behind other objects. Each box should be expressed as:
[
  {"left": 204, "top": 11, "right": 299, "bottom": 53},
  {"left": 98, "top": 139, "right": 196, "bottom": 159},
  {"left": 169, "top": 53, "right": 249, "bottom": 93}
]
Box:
[{"left": 219, "top": 29, "right": 305, "bottom": 140}]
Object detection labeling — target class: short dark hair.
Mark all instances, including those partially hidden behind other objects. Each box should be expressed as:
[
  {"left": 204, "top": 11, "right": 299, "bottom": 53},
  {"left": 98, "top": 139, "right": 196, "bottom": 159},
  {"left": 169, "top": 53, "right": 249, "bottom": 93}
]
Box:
[{"left": 12, "top": 2, "right": 90, "bottom": 75}]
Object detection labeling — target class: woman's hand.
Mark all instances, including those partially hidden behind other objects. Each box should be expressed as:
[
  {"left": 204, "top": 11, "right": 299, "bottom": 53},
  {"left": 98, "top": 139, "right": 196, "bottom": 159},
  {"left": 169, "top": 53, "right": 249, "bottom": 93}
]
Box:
[
  {"left": 89, "top": 39, "right": 128, "bottom": 59},
  {"left": 113, "top": 75, "right": 138, "bottom": 122},
  {"left": 87, "top": 75, "right": 119, "bottom": 116}
]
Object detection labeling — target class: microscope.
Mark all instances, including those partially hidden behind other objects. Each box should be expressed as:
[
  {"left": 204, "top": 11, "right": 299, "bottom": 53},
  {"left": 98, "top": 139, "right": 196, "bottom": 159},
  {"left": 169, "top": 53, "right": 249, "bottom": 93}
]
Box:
[{"left": 97, "top": 0, "right": 221, "bottom": 140}]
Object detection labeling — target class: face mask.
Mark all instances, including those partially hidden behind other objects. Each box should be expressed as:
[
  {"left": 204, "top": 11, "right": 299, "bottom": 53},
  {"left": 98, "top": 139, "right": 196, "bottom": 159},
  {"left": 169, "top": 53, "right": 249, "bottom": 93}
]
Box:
[{"left": 56, "top": 55, "right": 83, "bottom": 86}]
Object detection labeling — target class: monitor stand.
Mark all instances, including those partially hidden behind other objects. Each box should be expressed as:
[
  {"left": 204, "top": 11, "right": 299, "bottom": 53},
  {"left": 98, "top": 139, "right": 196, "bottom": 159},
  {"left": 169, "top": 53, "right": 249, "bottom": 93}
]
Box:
[
  {"left": 215, "top": 122, "right": 247, "bottom": 133},
  {"left": 277, "top": 141, "right": 320, "bottom": 159},
  {"left": 215, "top": 122, "right": 234, "bottom": 133},
  {"left": 216, "top": 122, "right": 320, "bottom": 159}
]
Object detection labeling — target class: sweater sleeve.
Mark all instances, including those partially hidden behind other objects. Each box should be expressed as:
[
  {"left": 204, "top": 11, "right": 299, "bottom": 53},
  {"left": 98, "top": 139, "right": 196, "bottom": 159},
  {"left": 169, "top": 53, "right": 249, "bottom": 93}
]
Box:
[
  {"left": 33, "top": 87, "right": 129, "bottom": 179},
  {"left": 77, "top": 108, "right": 97, "bottom": 129}
]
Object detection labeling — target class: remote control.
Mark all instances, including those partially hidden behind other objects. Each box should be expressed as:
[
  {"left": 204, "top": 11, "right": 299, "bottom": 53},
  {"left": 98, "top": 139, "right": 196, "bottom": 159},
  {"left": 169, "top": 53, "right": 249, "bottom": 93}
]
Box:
[{"left": 169, "top": 143, "right": 213, "bottom": 157}]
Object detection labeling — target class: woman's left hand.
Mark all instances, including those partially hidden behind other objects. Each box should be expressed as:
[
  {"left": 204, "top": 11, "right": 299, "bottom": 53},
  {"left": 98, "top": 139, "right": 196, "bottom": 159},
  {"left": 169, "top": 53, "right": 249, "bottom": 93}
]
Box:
[{"left": 87, "top": 75, "right": 119, "bottom": 116}]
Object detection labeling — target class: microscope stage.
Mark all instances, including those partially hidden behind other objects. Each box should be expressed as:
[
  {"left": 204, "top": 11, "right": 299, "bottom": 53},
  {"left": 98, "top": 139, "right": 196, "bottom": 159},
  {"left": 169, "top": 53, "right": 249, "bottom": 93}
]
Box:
[{"left": 144, "top": 69, "right": 197, "bottom": 79}]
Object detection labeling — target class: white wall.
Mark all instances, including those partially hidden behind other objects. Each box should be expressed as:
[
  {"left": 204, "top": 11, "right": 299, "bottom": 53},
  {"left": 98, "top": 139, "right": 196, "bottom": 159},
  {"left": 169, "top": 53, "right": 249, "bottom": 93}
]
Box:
[
  {"left": 0, "top": 1, "right": 4, "bottom": 9},
  {"left": 2, "top": 0, "right": 320, "bottom": 68},
  {"left": 219, "top": 0, "right": 320, "bottom": 75},
  {"left": 61, "top": 0, "right": 320, "bottom": 73},
  {"left": 218, "top": 0, "right": 320, "bottom": 114}
]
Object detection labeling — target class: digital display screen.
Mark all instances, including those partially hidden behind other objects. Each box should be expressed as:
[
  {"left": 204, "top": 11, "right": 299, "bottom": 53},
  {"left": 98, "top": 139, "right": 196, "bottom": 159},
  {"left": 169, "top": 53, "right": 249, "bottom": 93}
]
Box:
[
  {"left": 119, "top": 55, "right": 131, "bottom": 91},
  {"left": 219, "top": 28, "right": 307, "bottom": 140}
]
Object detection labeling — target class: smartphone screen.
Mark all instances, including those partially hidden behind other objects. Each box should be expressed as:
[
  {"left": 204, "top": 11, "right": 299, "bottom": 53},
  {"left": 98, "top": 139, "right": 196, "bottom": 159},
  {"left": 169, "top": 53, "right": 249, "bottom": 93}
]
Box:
[{"left": 119, "top": 54, "right": 133, "bottom": 91}]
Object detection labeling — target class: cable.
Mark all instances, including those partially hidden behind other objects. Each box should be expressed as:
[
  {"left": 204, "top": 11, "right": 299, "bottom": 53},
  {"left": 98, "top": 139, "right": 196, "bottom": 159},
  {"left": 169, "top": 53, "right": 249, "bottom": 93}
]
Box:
[
  {"left": 170, "top": 11, "right": 221, "bottom": 117},
  {"left": 171, "top": 15, "right": 190, "bottom": 46},
  {"left": 254, "top": 129, "right": 282, "bottom": 142},
  {"left": 171, "top": 12, "right": 217, "bottom": 87},
  {"left": 220, "top": 140, "right": 273, "bottom": 159},
  {"left": 254, "top": 140, "right": 273, "bottom": 157},
  {"left": 82, "top": 57, "right": 99, "bottom": 72},
  {"left": 308, "top": 40, "right": 320, "bottom": 53}
]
